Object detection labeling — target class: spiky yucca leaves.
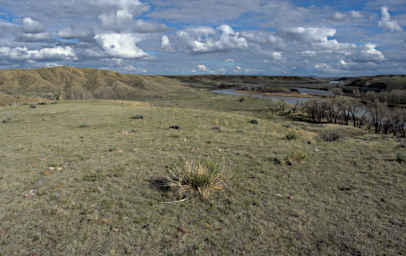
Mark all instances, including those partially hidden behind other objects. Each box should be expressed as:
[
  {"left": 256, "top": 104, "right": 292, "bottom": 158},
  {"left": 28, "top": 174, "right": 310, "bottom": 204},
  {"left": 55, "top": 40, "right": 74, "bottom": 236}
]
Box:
[{"left": 167, "top": 160, "right": 225, "bottom": 200}]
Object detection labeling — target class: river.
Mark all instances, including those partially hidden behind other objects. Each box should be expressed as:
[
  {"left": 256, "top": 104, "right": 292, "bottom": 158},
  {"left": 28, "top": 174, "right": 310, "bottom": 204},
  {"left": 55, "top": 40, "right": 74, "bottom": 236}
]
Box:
[{"left": 212, "top": 88, "right": 331, "bottom": 105}]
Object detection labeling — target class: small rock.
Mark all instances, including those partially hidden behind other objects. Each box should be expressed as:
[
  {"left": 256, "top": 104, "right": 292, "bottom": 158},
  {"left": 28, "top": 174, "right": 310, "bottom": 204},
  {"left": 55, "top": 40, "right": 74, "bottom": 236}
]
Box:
[
  {"left": 249, "top": 120, "right": 258, "bottom": 125},
  {"left": 273, "top": 158, "right": 282, "bottom": 165},
  {"left": 129, "top": 129, "right": 137, "bottom": 133},
  {"left": 131, "top": 115, "right": 144, "bottom": 120},
  {"left": 169, "top": 125, "right": 180, "bottom": 130},
  {"left": 24, "top": 189, "right": 36, "bottom": 198},
  {"left": 30, "top": 104, "right": 37, "bottom": 109},
  {"left": 2, "top": 118, "right": 11, "bottom": 124},
  {"left": 212, "top": 126, "right": 221, "bottom": 131},
  {"left": 177, "top": 227, "right": 188, "bottom": 234}
]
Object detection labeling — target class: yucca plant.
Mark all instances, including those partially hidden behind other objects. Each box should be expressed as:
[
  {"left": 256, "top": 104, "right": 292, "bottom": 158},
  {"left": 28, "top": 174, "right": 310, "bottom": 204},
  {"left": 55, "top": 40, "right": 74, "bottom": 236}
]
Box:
[{"left": 167, "top": 160, "right": 225, "bottom": 200}]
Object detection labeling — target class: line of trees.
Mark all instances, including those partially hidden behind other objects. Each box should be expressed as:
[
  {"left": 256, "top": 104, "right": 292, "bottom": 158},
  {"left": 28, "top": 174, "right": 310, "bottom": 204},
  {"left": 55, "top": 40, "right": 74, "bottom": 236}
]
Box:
[{"left": 302, "top": 97, "right": 406, "bottom": 137}]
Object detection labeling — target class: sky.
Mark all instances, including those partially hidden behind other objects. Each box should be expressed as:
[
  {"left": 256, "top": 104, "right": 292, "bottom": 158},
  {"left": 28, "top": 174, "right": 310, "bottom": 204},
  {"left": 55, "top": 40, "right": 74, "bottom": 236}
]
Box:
[{"left": 0, "top": 0, "right": 405, "bottom": 76}]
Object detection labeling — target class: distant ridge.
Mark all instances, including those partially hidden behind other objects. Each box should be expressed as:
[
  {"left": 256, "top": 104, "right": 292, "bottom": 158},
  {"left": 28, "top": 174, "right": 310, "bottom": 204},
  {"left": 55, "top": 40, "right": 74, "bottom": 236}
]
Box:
[{"left": 0, "top": 67, "right": 186, "bottom": 103}]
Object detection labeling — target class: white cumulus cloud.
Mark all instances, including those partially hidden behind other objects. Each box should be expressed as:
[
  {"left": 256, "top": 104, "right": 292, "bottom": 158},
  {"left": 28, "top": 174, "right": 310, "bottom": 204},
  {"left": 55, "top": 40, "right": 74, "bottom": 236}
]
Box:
[
  {"left": 22, "top": 17, "right": 44, "bottom": 33},
  {"left": 161, "top": 35, "right": 173, "bottom": 51},
  {"left": 95, "top": 33, "right": 147, "bottom": 58},
  {"left": 0, "top": 46, "right": 76, "bottom": 60},
  {"left": 350, "top": 11, "right": 363, "bottom": 19},
  {"left": 360, "top": 43, "right": 385, "bottom": 62},
  {"left": 271, "top": 51, "right": 282, "bottom": 60},
  {"left": 378, "top": 7, "right": 403, "bottom": 32},
  {"left": 197, "top": 64, "right": 209, "bottom": 72},
  {"left": 177, "top": 24, "right": 248, "bottom": 53},
  {"left": 282, "top": 27, "right": 356, "bottom": 53}
]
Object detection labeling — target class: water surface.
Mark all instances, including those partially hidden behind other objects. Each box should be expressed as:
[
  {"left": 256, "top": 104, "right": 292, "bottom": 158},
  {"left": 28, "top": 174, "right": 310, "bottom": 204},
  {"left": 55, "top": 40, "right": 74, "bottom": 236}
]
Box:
[{"left": 212, "top": 89, "right": 322, "bottom": 105}]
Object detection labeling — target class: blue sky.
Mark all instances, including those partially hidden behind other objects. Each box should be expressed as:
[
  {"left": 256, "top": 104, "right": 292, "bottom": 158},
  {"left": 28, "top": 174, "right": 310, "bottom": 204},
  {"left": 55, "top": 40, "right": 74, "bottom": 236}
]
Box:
[{"left": 0, "top": 0, "right": 405, "bottom": 76}]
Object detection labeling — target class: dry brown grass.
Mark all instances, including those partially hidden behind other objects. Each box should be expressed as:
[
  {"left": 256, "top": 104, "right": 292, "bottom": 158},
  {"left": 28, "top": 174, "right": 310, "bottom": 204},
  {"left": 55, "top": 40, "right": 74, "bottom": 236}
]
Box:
[{"left": 167, "top": 160, "right": 225, "bottom": 200}]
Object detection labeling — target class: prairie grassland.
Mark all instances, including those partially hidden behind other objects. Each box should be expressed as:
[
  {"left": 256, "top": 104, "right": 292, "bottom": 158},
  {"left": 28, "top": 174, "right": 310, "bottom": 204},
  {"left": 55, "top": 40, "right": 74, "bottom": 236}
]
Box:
[{"left": 0, "top": 94, "right": 405, "bottom": 255}]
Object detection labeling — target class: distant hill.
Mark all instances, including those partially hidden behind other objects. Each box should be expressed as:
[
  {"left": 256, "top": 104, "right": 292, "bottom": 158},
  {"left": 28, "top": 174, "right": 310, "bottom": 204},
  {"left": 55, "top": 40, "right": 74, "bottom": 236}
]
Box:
[
  {"left": 165, "top": 75, "right": 325, "bottom": 89},
  {"left": 340, "top": 75, "right": 406, "bottom": 92},
  {"left": 0, "top": 67, "right": 186, "bottom": 104}
]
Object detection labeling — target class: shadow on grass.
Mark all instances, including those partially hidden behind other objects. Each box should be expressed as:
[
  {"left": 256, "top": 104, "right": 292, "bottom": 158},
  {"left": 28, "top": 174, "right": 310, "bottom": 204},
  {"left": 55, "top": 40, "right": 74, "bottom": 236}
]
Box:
[{"left": 148, "top": 177, "right": 171, "bottom": 192}]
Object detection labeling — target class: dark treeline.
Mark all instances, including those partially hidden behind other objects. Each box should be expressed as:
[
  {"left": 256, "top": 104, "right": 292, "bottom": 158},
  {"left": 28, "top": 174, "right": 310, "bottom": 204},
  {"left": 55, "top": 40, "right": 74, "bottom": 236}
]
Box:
[{"left": 302, "top": 96, "right": 406, "bottom": 137}]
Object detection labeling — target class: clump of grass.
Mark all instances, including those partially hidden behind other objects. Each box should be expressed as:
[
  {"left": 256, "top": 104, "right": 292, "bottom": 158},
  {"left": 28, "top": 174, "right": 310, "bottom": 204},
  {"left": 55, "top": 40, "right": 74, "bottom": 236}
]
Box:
[
  {"left": 286, "top": 131, "right": 297, "bottom": 140},
  {"left": 396, "top": 152, "right": 406, "bottom": 163},
  {"left": 167, "top": 160, "right": 225, "bottom": 200},
  {"left": 286, "top": 151, "right": 307, "bottom": 163},
  {"left": 320, "top": 130, "right": 341, "bottom": 142},
  {"left": 78, "top": 122, "right": 90, "bottom": 128}
]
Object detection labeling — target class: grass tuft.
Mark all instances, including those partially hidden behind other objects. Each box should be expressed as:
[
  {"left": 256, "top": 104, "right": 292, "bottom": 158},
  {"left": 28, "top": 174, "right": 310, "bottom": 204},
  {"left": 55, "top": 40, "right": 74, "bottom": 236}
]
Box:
[
  {"left": 286, "top": 131, "right": 297, "bottom": 140},
  {"left": 78, "top": 122, "right": 90, "bottom": 128},
  {"left": 319, "top": 130, "right": 341, "bottom": 142},
  {"left": 167, "top": 160, "right": 225, "bottom": 200},
  {"left": 396, "top": 152, "right": 406, "bottom": 163}
]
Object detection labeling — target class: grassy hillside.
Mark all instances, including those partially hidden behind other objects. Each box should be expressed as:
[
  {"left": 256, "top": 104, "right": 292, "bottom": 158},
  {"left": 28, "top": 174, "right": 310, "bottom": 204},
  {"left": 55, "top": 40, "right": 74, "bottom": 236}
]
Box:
[
  {"left": 0, "top": 93, "right": 405, "bottom": 255},
  {"left": 0, "top": 67, "right": 189, "bottom": 103}
]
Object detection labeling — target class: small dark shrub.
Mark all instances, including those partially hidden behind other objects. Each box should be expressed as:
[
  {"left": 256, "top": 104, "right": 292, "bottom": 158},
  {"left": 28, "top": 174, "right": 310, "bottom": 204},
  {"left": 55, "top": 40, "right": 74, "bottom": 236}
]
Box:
[
  {"left": 30, "top": 104, "right": 37, "bottom": 109},
  {"left": 131, "top": 115, "right": 144, "bottom": 120},
  {"left": 286, "top": 132, "right": 297, "bottom": 140},
  {"left": 249, "top": 120, "right": 259, "bottom": 125},
  {"left": 273, "top": 158, "right": 282, "bottom": 165},
  {"left": 2, "top": 117, "right": 11, "bottom": 124},
  {"left": 79, "top": 123, "right": 90, "bottom": 128},
  {"left": 320, "top": 130, "right": 341, "bottom": 142},
  {"left": 396, "top": 152, "right": 406, "bottom": 163},
  {"left": 169, "top": 125, "right": 180, "bottom": 130}
]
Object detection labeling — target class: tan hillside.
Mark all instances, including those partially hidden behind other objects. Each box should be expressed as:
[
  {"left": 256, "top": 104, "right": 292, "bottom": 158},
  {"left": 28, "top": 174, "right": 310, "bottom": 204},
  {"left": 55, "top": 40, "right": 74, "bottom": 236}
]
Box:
[{"left": 0, "top": 67, "right": 186, "bottom": 101}]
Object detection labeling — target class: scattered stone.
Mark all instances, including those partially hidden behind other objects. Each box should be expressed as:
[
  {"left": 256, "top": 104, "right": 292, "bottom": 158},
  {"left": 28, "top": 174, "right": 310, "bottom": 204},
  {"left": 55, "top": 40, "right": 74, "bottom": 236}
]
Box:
[
  {"left": 169, "top": 125, "right": 180, "bottom": 130},
  {"left": 131, "top": 115, "right": 144, "bottom": 120},
  {"left": 177, "top": 227, "right": 188, "bottom": 234},
  {"left": 273, "top": 158, "right": 282, "bottom": 165},
  {"left": 24, "top": 189, "right": 36, "bottom": 198},
  {"left": 338, "top": 186, "right": 354, "bottom": 192},
  {"left": 30, "top": 104, "right": 37, "bottom": 109},
  {"left": 1, "top": 118, "right": 11, "bottom": 124},
  {"left": 249, "top": 120, "right": 258, "bottom": 125}
]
